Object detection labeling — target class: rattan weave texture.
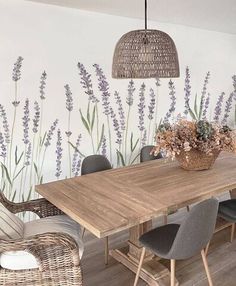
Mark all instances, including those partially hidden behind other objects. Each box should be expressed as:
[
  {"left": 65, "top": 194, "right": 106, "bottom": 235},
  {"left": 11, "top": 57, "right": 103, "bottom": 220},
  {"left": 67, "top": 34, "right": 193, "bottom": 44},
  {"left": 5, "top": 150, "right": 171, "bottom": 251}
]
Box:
[
  {"left": 0, "top": 192, "right": 83, "bottom": 286},
  {"left": 175, "top": 149, "right": 220, "bottom": 171},
  {"left": 112, "top": 29, "right": 179, "bottom": 79}
]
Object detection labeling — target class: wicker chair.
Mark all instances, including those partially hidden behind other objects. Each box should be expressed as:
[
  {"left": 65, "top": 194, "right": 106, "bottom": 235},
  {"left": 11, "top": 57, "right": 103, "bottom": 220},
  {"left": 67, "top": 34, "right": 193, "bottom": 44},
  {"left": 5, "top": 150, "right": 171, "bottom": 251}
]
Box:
[{"left": 0, "top": 192, "right": 83, "bottom": 286}]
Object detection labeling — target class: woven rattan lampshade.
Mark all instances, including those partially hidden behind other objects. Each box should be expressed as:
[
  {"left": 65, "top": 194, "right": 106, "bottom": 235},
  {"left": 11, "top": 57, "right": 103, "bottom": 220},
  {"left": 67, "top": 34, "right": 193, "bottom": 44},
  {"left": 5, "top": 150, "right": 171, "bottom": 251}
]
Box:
[{"left": 112, "top": 0, "right": 180, "bottom": 79}]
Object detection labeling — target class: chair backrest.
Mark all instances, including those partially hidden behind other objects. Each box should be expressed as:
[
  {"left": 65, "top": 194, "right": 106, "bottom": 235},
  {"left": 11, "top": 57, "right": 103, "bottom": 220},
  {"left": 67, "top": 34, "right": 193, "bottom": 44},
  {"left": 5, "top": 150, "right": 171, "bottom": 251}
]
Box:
[
  {"left": 81, "top": 155, "right": 112, "bottom": 175},
  {"left": 169, "top": 198, "right": 219, "bottom": 260},
  {"left": 140, "top": 145, "right": 162, "bottom": 163}
]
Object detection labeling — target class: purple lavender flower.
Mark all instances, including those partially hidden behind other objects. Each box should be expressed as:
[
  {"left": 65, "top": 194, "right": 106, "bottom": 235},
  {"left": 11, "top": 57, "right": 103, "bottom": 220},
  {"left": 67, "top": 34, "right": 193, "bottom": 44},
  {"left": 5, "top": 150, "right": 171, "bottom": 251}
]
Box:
[
  {"left": 148, "top": 88, "right": 155, "bottom": 120},
  {"left": 141, "top": 129, "right": 147, "bottom": 147},
  {"left": 200, "top": 71, "right": 210, "bottom": 112},
  {"left": 155, "top": 78, "right": 161, "bottom": 88},
  {"left": 164, "top": 80, "right": 176, "bottom": 122},
  {"left": 138, "top": 83, "right": 146, "bottom": 132},
  {"left": 0, "top": 104, "right": 10, "bottom": 144},
  {"left": 202, "top": 93, "right": 210, "bottom": 120},
  {"left": 184, "top": 67, "right": 191, "bottom": 116},
  {"left": 75, "top": 156, "right": 82, "bottom": 176},
  {"left": 39, "top": 71, "right": 47, "bottom": 100},
  {"left": 44, "top": 119, "right": 59, "bottom": 147},
  {"left": 12, "top": 101, "right": 20, "bottom": 107},
  {"left": 65, "top": 131, "right": 72, "bottom": 138},
  {"left": 101, "top": 135, "right": 107, "bottom": 158},
  {"left": 77, "top": 62, "right": 99, "bottom": 103},
  {"left": 12, "top": 56, "right": 23, "bottom": 82},
  {"left": 110, "top": 107, "right": 122, "bottom": 145},
  {"left": 213, "top": 92, "right": 225, "bottom": 122},
  {"left": 233, "top": 75, "right": 236, "bottom": 92},
  {"left": 0, "top": 132, "right": 6, "bottom": 159},
  {"left": 222, "top": 92, "right": 234, "bottom": 125},
  {"left": 64, "top": 84, "right": 73, "bottom": 138},
  {"left": 64, "top": 84, "right": 73, "bottom": 112},
  {"left": 126, "top": 80, "right": 135, "bottom": 106},
  {"left": 25, "top": 143, "right": 31, "bottom": 166},
  {"left": 55, "top": 129, "right": 63, "bottom": 178},
  {"left": 22, "top": 98, "right": 30, "bottom": 145},
  {"left": 33, "top": 101, "right": 40, "bottom": 133},
  {"left": 114, "top": 91, "right": 125, "bottom": 131},
  {"left": 72, "top": 134, "right": 82, "bottom": 176},
  {"left": 94, "top": 64, "right": 110, "bottom": 116}
]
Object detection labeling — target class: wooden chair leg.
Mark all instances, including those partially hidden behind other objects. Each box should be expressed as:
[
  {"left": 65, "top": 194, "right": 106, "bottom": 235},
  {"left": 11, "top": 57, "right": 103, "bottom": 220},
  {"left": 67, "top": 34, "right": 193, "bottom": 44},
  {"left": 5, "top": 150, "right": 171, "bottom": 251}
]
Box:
[
  {"left": 163, "top": 215, "right": 168, "bottom": 225},
  {"left": 201, "top": 249, "right": 213, "bottom": 286},
  {"left": 170, "top": 259, "right": 176, "bottom": 286},
  {"left": 186, "top": 205, "right": 190, "bottom": 212},
  {"left": 104, "top": 236, "right": 109, "bottom": 265},
  {"left": 82, "top": 227, "right": 86, "bottom": 238},
  {"left": 205, "top": 241, "right": 210, "bottom": 256},
  {"left": 133, "top": 247, "right": 146, "bottom": 286},
  {"left": 230, "top": 223, "right": 235, "bottom": 243}
]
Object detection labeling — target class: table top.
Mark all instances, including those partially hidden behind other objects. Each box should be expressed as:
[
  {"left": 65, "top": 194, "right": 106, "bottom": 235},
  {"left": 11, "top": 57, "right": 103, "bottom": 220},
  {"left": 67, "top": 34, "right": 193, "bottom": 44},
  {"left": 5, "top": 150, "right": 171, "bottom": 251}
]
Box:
[{"left": 36, "top": 152, "right": 236, "bottom": 238}]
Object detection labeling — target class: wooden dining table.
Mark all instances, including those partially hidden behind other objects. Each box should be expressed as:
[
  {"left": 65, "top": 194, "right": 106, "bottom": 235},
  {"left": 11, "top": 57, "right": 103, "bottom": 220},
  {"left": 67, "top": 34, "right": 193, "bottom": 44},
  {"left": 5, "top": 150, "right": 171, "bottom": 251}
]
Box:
[{"left": 36, "top": 152, "right": 236, "bottom": 286}]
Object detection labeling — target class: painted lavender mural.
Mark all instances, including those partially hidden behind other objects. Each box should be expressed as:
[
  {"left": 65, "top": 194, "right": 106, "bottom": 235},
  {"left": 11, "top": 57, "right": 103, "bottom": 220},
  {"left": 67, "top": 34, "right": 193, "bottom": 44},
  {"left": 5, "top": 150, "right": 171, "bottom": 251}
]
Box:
[{"left": 0, "top": 56, "right": 236, "bottom": 205}]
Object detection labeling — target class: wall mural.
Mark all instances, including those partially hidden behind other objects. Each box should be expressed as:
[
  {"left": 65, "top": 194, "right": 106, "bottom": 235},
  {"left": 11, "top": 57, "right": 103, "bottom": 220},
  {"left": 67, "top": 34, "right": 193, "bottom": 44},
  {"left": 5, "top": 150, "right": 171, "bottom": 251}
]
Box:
[{"left": 0, "top": 56, "right": 236, "bottom": 207}]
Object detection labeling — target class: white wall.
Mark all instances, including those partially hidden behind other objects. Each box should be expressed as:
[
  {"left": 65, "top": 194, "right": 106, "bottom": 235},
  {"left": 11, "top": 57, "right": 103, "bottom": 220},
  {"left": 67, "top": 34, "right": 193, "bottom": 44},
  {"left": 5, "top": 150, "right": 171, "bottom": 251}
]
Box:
[{"left": 0, "top": 0, "right": 236, "bottom": 200}]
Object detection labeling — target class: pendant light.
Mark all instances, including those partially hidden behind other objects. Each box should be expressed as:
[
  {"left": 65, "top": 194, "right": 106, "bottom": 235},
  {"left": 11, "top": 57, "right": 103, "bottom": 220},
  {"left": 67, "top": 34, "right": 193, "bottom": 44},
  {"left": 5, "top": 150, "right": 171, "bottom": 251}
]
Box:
[{"left": 112, "top": 0, "right": 180, "bottom": 79}]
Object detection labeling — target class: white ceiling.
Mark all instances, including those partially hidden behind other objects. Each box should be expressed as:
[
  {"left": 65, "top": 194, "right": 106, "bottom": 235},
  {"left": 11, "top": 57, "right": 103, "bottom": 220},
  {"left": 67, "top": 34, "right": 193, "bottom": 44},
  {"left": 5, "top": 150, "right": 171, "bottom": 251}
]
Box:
[{"left": 27, "top": 0, "right": 236, "bottom": 35}]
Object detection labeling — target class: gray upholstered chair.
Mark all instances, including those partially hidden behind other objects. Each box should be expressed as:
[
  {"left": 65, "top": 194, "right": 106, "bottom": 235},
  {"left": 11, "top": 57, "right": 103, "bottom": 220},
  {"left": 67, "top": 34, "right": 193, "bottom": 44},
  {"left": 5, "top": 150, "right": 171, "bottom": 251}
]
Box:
[
  {"left": 218, "top": 199, "right": 236, "bottom": 242},
  {"left": 81, "top": 154, "right": 112, "bottom": 175},
  {"left": 81, "top": 154, "right": 112, "bottom": 265},
  {"left": 140, "top": 145, "right": 162, "bottom": 163},
  {"left": 134, "top": 198, "right": 219, "bottom": 286}
]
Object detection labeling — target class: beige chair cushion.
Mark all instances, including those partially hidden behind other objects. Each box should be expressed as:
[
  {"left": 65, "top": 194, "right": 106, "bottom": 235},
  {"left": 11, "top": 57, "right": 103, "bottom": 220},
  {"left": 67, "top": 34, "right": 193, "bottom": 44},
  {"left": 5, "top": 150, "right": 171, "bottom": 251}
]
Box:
[
  {"left": 0, "top": 215, "right": 84, "bottom": 270},
  {"left": 0, "top": 203, "right": 24, "bottom": 240}
]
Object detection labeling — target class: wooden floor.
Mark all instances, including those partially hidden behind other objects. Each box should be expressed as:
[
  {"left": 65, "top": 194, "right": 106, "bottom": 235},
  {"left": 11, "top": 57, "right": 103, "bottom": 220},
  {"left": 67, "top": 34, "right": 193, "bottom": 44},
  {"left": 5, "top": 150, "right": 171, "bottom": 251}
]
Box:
[{"left": 82, "top": 207, "right": 236, "bottom": 286}]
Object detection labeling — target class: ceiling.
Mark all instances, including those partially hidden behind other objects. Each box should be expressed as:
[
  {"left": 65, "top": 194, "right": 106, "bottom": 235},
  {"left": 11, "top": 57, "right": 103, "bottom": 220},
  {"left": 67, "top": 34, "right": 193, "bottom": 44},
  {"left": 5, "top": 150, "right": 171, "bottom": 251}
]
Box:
[{"left": 27, "top": 0, "right": 236, "bottom": 35}]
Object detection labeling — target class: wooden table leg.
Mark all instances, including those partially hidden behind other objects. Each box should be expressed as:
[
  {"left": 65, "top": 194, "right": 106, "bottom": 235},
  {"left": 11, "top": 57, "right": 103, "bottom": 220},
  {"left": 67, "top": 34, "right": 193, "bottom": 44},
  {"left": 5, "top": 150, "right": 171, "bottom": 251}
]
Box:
[
  {"left": 230, "top": 189, "right": 236, "bottom": 198},
  {"left": 128, "top": 220, "right": 153, "bottom": 261},
  {"left": 110, "top": 220, "right": 179, "bottom": 286}
]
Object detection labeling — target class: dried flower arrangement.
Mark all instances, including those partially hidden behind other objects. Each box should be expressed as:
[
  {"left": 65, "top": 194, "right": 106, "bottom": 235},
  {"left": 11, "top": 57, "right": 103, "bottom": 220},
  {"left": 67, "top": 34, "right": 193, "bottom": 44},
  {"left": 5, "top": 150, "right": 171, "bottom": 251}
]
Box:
[
  {"left": 154, "top": 120, "right": 236, "bottom": 157},
  {"left": 153, "top": 119, "right": 236, "bottom": 170},
  {"left": 153, "top": 72, "right": 236, "bottom": 170}
]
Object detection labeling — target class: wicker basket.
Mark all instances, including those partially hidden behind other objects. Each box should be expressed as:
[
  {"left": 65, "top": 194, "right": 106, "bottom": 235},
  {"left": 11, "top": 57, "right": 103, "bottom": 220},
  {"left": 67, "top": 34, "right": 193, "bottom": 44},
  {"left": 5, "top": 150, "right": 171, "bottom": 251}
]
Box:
[{"left": 175, "top": 149, "right": 220, "bottom": 171}]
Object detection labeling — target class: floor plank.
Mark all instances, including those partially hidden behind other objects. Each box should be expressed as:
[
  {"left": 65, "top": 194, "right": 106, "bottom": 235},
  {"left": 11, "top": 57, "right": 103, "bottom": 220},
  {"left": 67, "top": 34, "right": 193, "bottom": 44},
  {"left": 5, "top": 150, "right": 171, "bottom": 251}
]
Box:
[{"left": 82, "top": 204, "right": 236, "bottom": 286}]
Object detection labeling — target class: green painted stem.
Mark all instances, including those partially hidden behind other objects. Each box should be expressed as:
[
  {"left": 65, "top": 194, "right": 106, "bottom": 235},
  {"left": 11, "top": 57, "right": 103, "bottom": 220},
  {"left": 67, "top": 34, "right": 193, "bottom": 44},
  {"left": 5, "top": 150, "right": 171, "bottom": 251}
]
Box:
[
  {"left": 90, "top": 132, "right": 96, "bottom": 154},
  {"left": 36, "top": 101, "right": 44, "bottom": 168},
  {"left": 5, "top": 144, "right": 9, "bottom": 191},
  {"left": 68, "top": 111, "right": 72, "bottom": 177},
  {"left": 29, "top": 135, "right": 36, "bottom": 190},
  {"left": 19, "top": 146, "right": 26, "bottom": 201},
  {"left": 10, "top": 160, "right": 20, "bottom": 201},
  {"left": 139, "top": 130, "right": 143, "bottom": 151},
  {"left": 235, "top": 105, "right": 236, "bottom": 126},
  {"left": 95, "top": 103, "right": 100, "bottom": 153},
  {"left": 39, "top": 147, "right": 46, "bottom": 184},
  {"left": 148, "top": 119, "right": 152, "bottom": 144},
  {"left": 128, "top": 149, "right": 133, "bottom": 165},
  {"left": 23, "top": 164, "right": 29, "bottom": 200},
  {"left": 121, "top": 129, "right": 125, "bottom": 156},
  {"left": 152, "top": 85, "right": 159, "bottom": 141},
  {"left": 117, "top": 143, "right": 122, "bottom": 166},
  {"left": 0, "top": 165, "right": 4, "bottom": 191},
  {"left": 124, "top": 106, "right": 131, "bottom": 164},
  {"left": 9, "top": 82, "right": 18, "bottom": 182},
  {"left": 107, "top": 115, "right": 112, "bottom": 165}
]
